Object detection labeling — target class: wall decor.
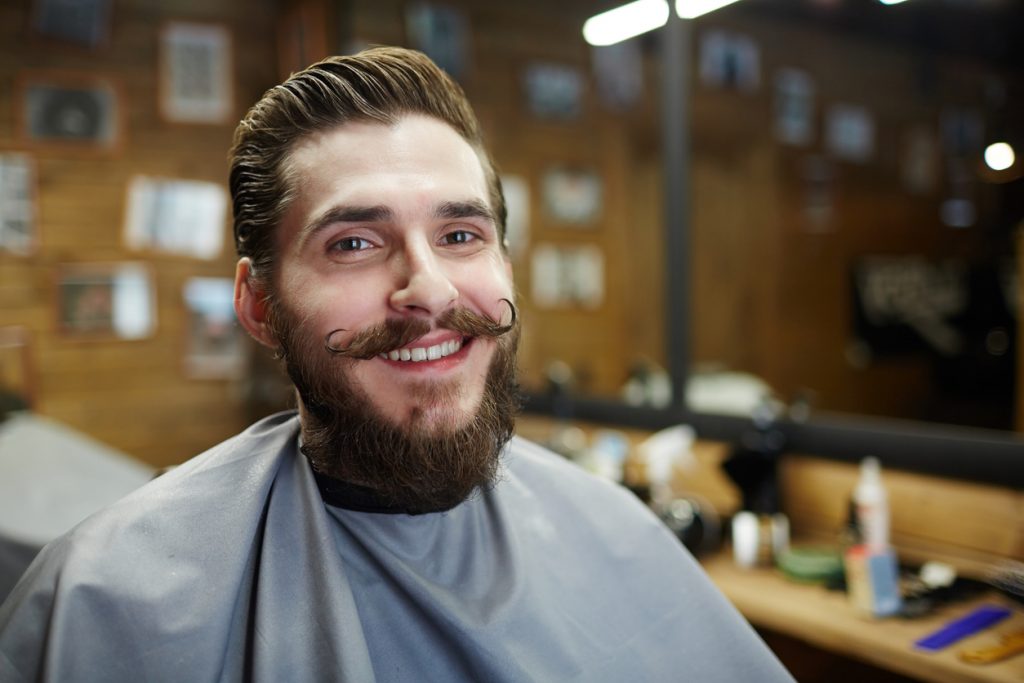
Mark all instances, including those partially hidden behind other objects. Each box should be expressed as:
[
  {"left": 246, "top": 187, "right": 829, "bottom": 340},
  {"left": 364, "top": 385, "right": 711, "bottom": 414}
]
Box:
[
  {"left": 541, "top": 167, "right": 602, "bottom": 226},
  {"left": 500, "top": 173, "right": 530, "bottom": 261},
  {"left": 19, "top": 73, "right": 119, "bottom": 149},
  {"left": 0, "top": 153, "right": 36, "bottom": 255},
  {"left": 159, "top": 22, "right": 233, "bottom": 124},
  {"left": 183, "top": 277, "right": 246, "bottom": 379},
  {"left": 901, "top": 125, "right": 939, "bottom": 195},
  {"left": 405, "top": 2, "right": 469, "bottom": 82},
  {"left": 57, "top": 263, "right": 155, "bottom": 340},
  {"left": 123, "top": 176, "right": 227, "bottom": 259},
  {"left": 699, "top": 29, "right": 760, "bottom": 93},
  {"left": 530, "top": 243, "right": 604, "bottom": 310},
  {"left": 523, "top": 63, "right": 585, "bottom": 120},
  {"left": 32, "top": 0, "right": 111, "bottom": 47},
  {"left": 825, "top": 103, "right": 874, "bottom": 163},
  {"left": 591, "top": 40, "right": 643, "bottom": 111},
  {"left": 773, "top": 68, "right": 814, "bottom": 146}
]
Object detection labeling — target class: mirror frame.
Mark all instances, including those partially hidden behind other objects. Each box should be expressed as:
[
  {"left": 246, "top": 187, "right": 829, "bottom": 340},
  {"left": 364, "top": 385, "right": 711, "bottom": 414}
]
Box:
[{"left": 522, "top": 15, "right": 1024, "bottom": 489}]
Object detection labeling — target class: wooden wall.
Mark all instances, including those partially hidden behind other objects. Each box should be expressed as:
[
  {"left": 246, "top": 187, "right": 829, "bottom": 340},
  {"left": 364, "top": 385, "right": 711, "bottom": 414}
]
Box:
[{"left": 0, "top": 0, "right": 278, "bottom": 466}]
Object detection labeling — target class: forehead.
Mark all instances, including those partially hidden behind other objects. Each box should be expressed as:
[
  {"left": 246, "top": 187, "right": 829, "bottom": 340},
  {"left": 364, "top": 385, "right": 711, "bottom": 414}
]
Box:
[{"left": 284, "top": 114, "right": 490, "bottom": 202}]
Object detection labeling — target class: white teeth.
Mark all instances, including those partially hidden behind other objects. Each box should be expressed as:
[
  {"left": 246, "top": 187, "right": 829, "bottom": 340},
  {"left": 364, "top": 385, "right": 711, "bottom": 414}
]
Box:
[{"left": 384, "top": 339, "right": 463, "bottom": 363}]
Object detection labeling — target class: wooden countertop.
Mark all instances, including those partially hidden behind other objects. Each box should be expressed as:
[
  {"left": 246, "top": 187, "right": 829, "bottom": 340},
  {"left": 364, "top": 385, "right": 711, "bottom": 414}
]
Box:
[{"left": 701, "top": 553, "right": 1024, "bottom": 683}]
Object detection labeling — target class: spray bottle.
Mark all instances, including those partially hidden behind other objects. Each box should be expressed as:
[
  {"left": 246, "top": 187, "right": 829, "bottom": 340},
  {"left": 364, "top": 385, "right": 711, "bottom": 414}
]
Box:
[{"left": 844, "top": 456, "right": 902, "bottom": 617}]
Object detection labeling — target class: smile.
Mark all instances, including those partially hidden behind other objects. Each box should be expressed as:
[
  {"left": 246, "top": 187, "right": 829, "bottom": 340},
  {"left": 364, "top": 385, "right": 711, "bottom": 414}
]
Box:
[{"left": 380, "top": 338, "right": 464, "bottom": 362}]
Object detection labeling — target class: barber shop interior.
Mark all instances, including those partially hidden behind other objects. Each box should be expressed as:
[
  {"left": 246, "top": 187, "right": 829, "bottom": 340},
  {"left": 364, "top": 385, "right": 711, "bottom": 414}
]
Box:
[{"left": 1, "top": 0, "right": 1022, "bottom": 681}]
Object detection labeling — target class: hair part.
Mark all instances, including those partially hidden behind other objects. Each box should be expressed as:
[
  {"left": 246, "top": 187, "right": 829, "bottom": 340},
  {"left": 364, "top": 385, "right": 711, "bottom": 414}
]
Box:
[{"left": 229, "top": 46, "right": 507, "bottom": 290}]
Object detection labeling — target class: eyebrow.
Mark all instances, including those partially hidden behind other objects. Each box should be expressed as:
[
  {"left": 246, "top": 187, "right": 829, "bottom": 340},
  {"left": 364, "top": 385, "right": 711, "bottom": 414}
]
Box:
[{"left": 299, "top": 199, "right": 496, "bottom": 247}]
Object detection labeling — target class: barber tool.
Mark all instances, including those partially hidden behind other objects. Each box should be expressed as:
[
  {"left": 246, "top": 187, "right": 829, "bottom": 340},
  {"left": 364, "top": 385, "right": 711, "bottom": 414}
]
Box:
[
  {"left": 958, "top": 629, "right": 1024, "bottom": 665},
  {"left": 914, "top": 604, "right": 1013, "bottom": 652}
]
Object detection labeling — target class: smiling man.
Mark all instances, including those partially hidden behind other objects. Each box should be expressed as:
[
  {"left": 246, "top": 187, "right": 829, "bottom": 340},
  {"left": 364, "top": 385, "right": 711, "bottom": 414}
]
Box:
[{"left": 0, "top": 48, "right": 793, "bottom": 682}]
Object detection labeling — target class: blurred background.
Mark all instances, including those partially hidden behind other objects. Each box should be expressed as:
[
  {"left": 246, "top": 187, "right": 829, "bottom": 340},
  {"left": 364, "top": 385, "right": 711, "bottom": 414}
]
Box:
[{"left": 0, "top": 0, "right": 1021, "bottom": 468}]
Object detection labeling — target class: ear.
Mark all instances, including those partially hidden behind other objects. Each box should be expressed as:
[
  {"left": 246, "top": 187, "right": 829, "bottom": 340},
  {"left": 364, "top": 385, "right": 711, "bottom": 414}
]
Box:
[{"left": 234, "top": 258, "right": 277, "bottom": 348}]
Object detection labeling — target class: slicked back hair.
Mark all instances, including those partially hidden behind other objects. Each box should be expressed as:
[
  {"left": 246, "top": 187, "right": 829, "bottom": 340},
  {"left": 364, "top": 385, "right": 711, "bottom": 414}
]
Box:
[{"left": 229, "top": 46, "right": 506, "bottom": 289}]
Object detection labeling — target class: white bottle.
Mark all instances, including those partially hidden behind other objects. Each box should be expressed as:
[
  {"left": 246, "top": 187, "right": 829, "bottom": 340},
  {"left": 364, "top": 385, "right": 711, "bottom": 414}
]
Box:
[{"left": 854, "top": 456, "right": 890, "bottom": 549}]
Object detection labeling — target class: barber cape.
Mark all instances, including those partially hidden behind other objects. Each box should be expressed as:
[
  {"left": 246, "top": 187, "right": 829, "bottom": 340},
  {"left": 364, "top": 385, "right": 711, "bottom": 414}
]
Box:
[{"left": 0, "top": 412, "right": 794, "bottom": 682}]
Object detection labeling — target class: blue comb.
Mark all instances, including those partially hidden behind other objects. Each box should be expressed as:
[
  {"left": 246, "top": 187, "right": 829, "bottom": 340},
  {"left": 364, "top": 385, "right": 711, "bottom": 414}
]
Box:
[{"left": 914, "top": 605, "right": 1013, "bottom": 652}]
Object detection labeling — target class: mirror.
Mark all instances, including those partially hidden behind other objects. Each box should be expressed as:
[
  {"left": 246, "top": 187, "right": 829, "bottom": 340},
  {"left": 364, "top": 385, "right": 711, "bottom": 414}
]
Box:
[{"left": 517, "top": 0, "right": 1024, "bottom": 488}]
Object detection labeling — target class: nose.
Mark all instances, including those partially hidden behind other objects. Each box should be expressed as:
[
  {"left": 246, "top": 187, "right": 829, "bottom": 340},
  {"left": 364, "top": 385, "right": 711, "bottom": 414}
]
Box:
[{"left": 389, "top": 244, "right": 458, "bottom": 316}]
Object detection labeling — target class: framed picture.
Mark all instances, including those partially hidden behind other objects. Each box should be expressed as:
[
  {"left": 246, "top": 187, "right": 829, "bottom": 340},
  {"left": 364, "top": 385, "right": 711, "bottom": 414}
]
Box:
[
  {"left": 57, "top": 263, "right": 156, "bottom": 340},
  {"left": 405, "top": 2, "right": 470, "bottom": 82},
  {"left": 523, "top": 63, "right": 585, "bottom": 120},
  {"left": 18, "top": 72, "right": 120, "bottom": 150},
  {"left": 826, "top": 103, "right": 875, "bottom": 163},
  {"left": 32, "top": 0, "right": 111, "bottom": 47},
  {"left": 159, "top": 22, "right": 233, "bottom": 124},
  {"left": 183, "top": 278, "right": 246, "bottom": 379},
  {"left": 699, "top": 29, "right": 760, "bottom": 93},
  {"left": 0, "top": 153, "right": 37, "bottom": 255},
  {"left": 0, "top": 327, "right": 35, "bottom": 413},
  {"left": 774, "top": 68, "right": 815, "bottom": 147},
  {"left": 531, "top": 243, "right": 605, "bottom": 310},
  {"left": 541, "top": 167, "right": 603, "bottom": 226},
  {"left": 123, "top": 175, "right": 227, "bottom": 259},
  {"left": 500, "top": 174, "right": 530, "bottom": 261}
]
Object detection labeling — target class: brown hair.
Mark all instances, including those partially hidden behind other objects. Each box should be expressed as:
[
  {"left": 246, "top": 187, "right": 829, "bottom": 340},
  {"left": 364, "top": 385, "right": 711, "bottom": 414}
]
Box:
[{"left": 229, "top": 46, "right": 506, "bottom": 288}]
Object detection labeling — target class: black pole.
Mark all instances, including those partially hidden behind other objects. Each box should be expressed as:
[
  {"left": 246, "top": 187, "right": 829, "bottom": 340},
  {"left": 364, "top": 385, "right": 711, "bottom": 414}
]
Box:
[{"left": 661, "top": 13, "right": 692, "bottom": 412}]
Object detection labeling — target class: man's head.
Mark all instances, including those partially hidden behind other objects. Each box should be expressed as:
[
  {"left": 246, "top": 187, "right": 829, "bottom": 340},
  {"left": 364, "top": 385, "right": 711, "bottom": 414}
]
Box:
[{"left": 229, "top": 48, "right": 520, "bottom": 513}]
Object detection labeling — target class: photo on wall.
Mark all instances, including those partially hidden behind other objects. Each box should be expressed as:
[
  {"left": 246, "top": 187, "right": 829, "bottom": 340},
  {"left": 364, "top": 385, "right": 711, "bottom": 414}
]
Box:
[
  {"left": 183, "top": 277, "right": 247, "bottom": 379},
  {"left": 57, "top": 263, "right": 156, "bottom": 340},
  {"left": 405, "top": 2, "right": 470, "bottom": 82},
  {"left": 32, "top": 0, "right": 111, "bottom": 47},
  {"left": 123, "top": 175, "right": 227, "bottom": 259},
  {"left": 541, "top": 167, "right": 603, "bottom": 226},
  {"left": 522, "top": 63, "right": 585, "bottom": 120},
  {"left": 159, "top": 22, "right": 233, "bottom": 124},
  {"left": 0, "top": 153, "right": 36, "bottom": 255},
  {"left": 19, "top": 73, "right": 119, "bottom": 149}
]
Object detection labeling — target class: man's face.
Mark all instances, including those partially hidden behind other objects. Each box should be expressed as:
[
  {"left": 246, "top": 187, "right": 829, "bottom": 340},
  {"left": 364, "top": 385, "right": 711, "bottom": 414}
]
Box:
[{"left": 271, "top": 114, "right": 515, "bottom": 434}]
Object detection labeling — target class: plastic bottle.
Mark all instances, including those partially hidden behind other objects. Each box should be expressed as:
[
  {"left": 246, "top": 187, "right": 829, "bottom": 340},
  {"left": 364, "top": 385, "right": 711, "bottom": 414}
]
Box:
[{"left": 854, "top": 456, "right": 889, "bottom": 550}]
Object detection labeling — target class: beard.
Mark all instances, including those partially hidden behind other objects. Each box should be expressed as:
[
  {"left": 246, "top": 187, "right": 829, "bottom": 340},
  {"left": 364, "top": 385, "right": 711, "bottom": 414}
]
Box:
[{"left": 268, "top": 299, "right": 521, "bottom": 514}]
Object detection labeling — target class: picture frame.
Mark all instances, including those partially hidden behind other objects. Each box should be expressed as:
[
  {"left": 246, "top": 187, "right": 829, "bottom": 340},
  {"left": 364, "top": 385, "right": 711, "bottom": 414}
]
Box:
[
  {"left": 405, "top": 2, "right": 470, "bottom": 82},
  {"left": 31, "top": 0, "right": 112, "bottom": 48},
  {"left": 159, "top": 22, "right": 233, "bottom": 124},
  {"left": 0, "top": 327, "right": 35, "bottom": 413},
  {"left": 123, "top": 175, "right": 227, "bottom": 259},
  {"left": 18, "top": 72, "right": 120, "bottom": 150},
  {"left": 183, "top": 277, "right": 246, "bottom": 379},
  {"left": 541, "top": 166, "right": 603, "bottom": 226},
  {"left": 56, "top": 263, "right": 156, "bottom": 340},
  {"left": 523, "top": 63, "right": 585, "bottom": 120},
  {"left": 0, "top": 153, "right": 37, "bottom": 255}
]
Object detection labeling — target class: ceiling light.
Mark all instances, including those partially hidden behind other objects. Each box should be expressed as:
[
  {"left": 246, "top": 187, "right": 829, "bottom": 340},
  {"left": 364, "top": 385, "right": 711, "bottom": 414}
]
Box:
[
  {"left": 984, "top": 142, "right": 1015, "bottom": 171},
  {"left": 583, "top": 0, "right": 670, "bottom": 46},
  {"left": 675, "top": 0, "right": 744, "bottom": 19}
]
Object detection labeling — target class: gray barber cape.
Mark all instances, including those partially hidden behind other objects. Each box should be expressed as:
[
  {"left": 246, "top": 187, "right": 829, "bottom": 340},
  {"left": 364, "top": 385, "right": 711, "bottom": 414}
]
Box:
[{"left": 0, "top": 411, "right": 793, "bottom": 682}]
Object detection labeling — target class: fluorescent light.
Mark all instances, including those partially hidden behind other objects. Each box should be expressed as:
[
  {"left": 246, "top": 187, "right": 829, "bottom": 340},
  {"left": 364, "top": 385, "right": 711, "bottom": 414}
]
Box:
[
  {"left": 877, "top": 0, "right": 909, "bottom": 5},
  {"left": 583, "top": 0, "right": 669, "bottom": 46},
  {"left": 675, "top": 0, "right": 743, "bottom": 19},
  {"left": 984, "top": 142, "right": 1016, "bottom": 171}
]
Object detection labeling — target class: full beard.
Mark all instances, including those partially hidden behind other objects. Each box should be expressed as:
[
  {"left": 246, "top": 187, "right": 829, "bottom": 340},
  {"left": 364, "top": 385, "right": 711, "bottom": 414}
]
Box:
[{"left": 269, "top": 300, "right": 521, "bottom": 514}]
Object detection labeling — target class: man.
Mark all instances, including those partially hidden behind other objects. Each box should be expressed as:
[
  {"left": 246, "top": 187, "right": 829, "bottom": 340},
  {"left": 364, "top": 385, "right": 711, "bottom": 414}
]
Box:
[{"left": 0, "top": 48, "right": 793, "bottom": 682}]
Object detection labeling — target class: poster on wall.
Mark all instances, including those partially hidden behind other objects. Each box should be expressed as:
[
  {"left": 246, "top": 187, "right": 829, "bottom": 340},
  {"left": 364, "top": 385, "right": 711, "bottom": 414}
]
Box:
[
  {"left": 500, "top": 174, "right": 530, "bottom": 261},
  {"left": 0, "top": 327, "right": 34, "bottom": 412},
  {"left": 541, "top": 167, "right": 602, "bottom": 226},
  {"left": 405, "top": 2, "right": 470, "bottom": 81},
  {"left": 20, "top": 74, "right": 119, "bottom": 149},
  {"left": 699, "top": 29, "right": 760, "bottom": 93},
  {"left": 124, "top": 176, "right": 227, "bottom": 259},
  {"left": 0, "top": 154, "right": 36, "bottom": 255},
  {"left": 901, "top": 125, "right": 939, "bottom": 195},
  {"left": 160, "top": 22, "right": 233, "bottom": 124},
  {"left": 523, "top": 63, "right": 585, "bottom": 120},
  {"left": 32, "top": 0, "right": 111, "bottom": 47},
  {"left": 530, "top": 243, "right": 604, "bottom": 310},
  {"left": 773, "top": 68, "right": 814, "bottom": 146},
  {"left": 57, "top": 263, "right": 156, "bottom": 340},
  {"left": 825, "top": 103, "right": 874, "bottom": 163},
  {"left": 183, "top": 278, "right": 246, "bottom": 379},
  {"left": 591, "top": 40, "right": 643, "bottom": 111}
]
